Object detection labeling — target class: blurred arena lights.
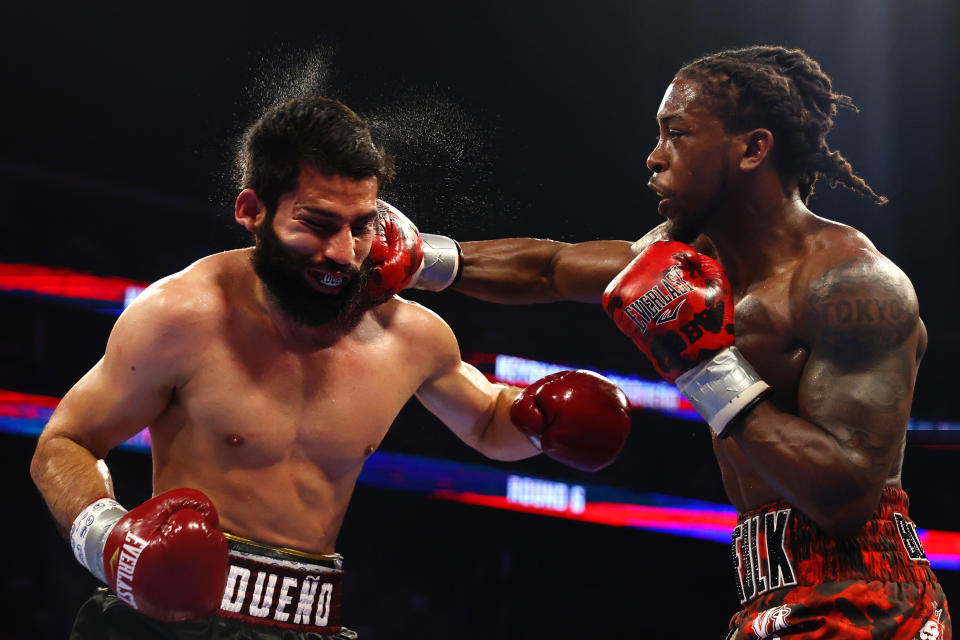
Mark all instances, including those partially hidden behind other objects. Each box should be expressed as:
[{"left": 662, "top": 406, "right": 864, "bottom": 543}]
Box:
[{"left": 0, "top": 263, "right": 145, "bottom": 314}]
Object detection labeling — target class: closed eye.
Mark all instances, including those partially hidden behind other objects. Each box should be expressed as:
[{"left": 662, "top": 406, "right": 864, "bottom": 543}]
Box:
[
  {"left": 298, "top": 218, "right": 338, "bottom": 234},
  {"left": 351, "top": 215, "right": 378, "bottom": 236}
]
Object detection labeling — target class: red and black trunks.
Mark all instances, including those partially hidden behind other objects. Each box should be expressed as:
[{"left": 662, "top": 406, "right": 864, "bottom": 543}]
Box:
[{"left": 727, "top": 488, "right": 951, "bottom": 639}]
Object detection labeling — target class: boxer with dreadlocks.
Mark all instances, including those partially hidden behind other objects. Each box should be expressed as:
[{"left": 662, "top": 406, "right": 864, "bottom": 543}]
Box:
[{"left": 407, "top": 46, "right": 952, "bottom": 639}]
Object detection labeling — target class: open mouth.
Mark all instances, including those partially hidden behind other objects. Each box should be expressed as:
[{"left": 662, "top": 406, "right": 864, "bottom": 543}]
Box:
[
  {"left": 648, "top": 181, "right": 675, "bottom": 218},
  {"left": 647, "top": 180, "right": 670, "bottom": 199}
]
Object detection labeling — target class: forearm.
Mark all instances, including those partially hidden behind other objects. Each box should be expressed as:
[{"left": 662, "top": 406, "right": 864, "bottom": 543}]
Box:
[
  {"left": 435, "top": 223, "right": 704, "bottom": 304},
  {"left": 455, "top": 238, "right": 571, "bottom": 303},
  {"left": 472, "top": 385, "right": 541, "bottom": 461},
  {"left": 30, "top": 433, "right": 116, "bottom": 537},
  {"left": 731, "top": 402, "right": 887, "bottom": 536},
  {"left": 455, "top": 238, "right": 638, "bottom": 304}
]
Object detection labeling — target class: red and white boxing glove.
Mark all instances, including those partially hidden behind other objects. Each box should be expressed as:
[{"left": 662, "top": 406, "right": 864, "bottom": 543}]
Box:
[
  {"left": 70, "top": 488, "right": 229, "bottom": 622},
  {"left": 365, "top": 200, "right": 462, "bottom": 303},
  {"left": 363, "top": 200, "right": 425, "bottom": 305},
  {"left": 510, "top": 370, "right": 632, "bottom": 471},
  {"left": 602, "top": 241, "right": 770, "bottom": 437}
]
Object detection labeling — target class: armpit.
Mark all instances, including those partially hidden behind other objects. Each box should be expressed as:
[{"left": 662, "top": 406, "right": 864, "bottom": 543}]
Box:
[{"left": 804, "top": 257, "right": 918, "bottom": 368}]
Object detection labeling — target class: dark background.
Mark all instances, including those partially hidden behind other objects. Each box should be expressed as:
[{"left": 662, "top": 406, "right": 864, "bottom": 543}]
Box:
[{"left": 2, "top": 1, "right": 958, "bottom": 638}]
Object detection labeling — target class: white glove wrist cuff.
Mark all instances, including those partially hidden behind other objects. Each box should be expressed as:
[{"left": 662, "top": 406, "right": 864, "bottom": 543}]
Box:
[
  {"left": 70, "top": 498, "right": 127, "bottom": 583},
  {"left": 674, "top": 346, "right": 770, "bottom": 438},
  {"left": 412, "top": 234, "right": 462, "bottom": 291}
]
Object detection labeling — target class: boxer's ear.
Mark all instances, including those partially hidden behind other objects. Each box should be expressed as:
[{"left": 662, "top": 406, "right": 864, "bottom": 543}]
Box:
[
  {"left": 235, "top": 189, "right": 266, "bottom": 232},
  {"left": 738, "top": 128, "right": 774, "bottom": 173}
]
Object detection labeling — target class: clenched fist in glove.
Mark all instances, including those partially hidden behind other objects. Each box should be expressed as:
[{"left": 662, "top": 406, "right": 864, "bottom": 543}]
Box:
[
  {"left": 602, "top": 241, "right": 769, "bottom": 436},
  {"left": 364, "top": 199, "right": 467, "bottom": 306},
  {"left": 70, "top": 488, "right": 229, "bottom": 622},
  {"left": 363, "top": 200, "right": 425, "bottom": 305},
  {"left": 510, "top": 369, "right": 632, "bottom": 471}
]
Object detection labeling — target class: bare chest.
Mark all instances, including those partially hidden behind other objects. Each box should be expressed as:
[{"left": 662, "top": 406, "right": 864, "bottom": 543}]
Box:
[{"left": 164, "top": 326, "right": 424, "bottom": 474}]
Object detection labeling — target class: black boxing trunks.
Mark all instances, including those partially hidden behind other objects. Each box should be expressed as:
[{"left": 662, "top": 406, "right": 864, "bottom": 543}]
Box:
[
  {"left": 726, "top": 487, "right": 951, "bottom": 640},
  {"left": 70, "top": 533, "right": 357, "bottom": 640}
]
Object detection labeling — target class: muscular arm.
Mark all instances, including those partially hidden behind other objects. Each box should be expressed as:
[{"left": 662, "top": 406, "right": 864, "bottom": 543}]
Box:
[
  {"left": 411, "top": 307, "right": 538, "bottom": 460},
  {"left": 29, "top": 279, "right": 198, "bottom": 535},
  {"left": 730, "top": 254, "right": 920, "bottom": 536},
  {"left": 453, "top": 222, "right": 715, "bottom": 304},
  {"left": 454, "top": 238, "right": 636, "bottom": 304}
]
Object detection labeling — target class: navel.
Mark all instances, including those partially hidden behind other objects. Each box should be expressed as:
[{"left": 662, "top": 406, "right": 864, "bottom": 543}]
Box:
[
  {"left": 225, "top": 434, "right": 245, "bottom": 447},
  {"left": 364, "top": 445, "right": 376, "bottom": 456}
]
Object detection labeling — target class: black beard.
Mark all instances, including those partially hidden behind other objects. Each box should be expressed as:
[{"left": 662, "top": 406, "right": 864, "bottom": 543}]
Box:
[{"left": 251, "top": 219, "right": 370, "bottom": 327}]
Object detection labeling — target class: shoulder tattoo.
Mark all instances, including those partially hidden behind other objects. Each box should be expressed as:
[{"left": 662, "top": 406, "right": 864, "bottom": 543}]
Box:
[{"left": 805, "top": 258, "right": 918, "bottom": 366}]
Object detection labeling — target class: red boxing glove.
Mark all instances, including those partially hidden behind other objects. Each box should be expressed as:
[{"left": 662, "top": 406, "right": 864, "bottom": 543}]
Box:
[
  {"left": 510, "top": 370, "right": 631, "bottom": 472},
  {"left": 602, "top": 241, "right": 734, "bottom": 381},
  {"left": 364, "top": 200, "right": 424, "bottom": 305},
  {"left": 602, "top": 241, "right": 769, "bottom": 436},
  {"left": 71, "top": 488, "right": 229, "bottom": 622},
  {"left": 103, "top": 488, "right": 228, "bottom": 621}
]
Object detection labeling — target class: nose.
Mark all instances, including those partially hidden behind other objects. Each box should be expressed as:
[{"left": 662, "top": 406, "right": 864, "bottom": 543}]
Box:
[
  {"left": 647, "top": 140, "right": 666, "bottom": 174},
  {"left": 321, "top": 224, "right": 357, "bottom": 265}
]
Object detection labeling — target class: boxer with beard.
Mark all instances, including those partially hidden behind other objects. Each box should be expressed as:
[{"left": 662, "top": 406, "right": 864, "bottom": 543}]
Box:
[
  {"left": 250, "top": 200, "right": 370, "bottom": 327},
  {"left": 31, "top": 96, "right": 634, "bottom": 639}
]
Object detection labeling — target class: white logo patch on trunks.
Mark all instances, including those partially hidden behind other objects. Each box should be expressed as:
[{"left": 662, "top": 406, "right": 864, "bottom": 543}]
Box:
[
  {"left": 894, "top": 512, "right": 929, "bottom": 563},
  {"left": 731, "top": 508, "right": 797, "bottom": 605},
  {"left": 221, "top": 566, "right": 334, "bottom": 625},
  {"left": 217, "top": 547, "right": 343, "bottom": 632},
  {"left": 753, "top": 604, "right": 792, "bottom": 639},
  {"left": 916, "top": 601, "right": 946, "bottom": 640}
]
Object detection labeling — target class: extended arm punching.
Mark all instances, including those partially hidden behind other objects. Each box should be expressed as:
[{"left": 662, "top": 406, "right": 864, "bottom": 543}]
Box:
[
  {"left": 395, "top": 201, "right": 698, "bottom": 304},
  {"left": 360, "top": 201, "right": 633, "bottom": 471},
  {"left": 402, "top": 210, "right": 716, "bottom": 304},
  {"left": 454, "top": 238, "right": 637, "bottom": 304}
]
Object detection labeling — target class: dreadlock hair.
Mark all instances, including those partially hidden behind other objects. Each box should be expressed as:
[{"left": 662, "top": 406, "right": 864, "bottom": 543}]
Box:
[{"left": 676, "top": 45, "right": 887, "bottom": 205}]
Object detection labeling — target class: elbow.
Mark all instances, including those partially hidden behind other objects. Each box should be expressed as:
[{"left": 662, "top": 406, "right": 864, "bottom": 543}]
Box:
[
  {"left": 29, "top": 430, "right": 76, "bottom": 490},
  {"left": 29, "top": 438, "right": 50, "bottom": 489}
]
